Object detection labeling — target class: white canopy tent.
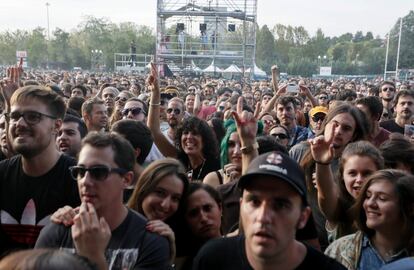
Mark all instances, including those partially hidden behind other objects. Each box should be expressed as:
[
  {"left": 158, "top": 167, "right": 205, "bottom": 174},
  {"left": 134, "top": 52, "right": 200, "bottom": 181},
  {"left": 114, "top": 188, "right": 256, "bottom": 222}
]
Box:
[
  {"left": 246, "top": 64, "right": 267, "bottom": 78},
  {"left": 203, "top": 61, "right": 223, "bottom": 73},
  {"left": 223, "top": 64, "right": 242, "bottom": 73}
]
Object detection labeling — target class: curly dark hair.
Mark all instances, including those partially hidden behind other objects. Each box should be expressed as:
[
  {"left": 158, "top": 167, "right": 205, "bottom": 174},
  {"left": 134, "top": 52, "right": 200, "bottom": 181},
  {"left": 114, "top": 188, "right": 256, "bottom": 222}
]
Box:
[{"left": 175, "top": 116, "right": 219, "bottom": 161}]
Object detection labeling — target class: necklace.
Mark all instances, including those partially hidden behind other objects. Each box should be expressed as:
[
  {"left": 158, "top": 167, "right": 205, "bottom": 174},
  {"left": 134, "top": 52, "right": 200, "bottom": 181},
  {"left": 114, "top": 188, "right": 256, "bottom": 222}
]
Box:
[{"left": 188, "top": 159, "right": 206, "bottom": 181}]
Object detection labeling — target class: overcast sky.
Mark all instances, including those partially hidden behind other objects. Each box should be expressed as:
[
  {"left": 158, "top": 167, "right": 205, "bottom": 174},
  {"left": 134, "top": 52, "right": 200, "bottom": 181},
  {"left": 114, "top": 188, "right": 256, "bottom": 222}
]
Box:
[{"left": 0, "top": 0, "right": 412, "bottom": 37}]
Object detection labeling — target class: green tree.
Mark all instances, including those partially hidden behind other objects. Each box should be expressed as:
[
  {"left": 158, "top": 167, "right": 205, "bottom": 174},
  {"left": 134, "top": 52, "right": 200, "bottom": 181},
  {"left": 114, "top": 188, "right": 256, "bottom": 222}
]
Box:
[{"left": 256, "top": 25, "right": 276, "bottom": 74}]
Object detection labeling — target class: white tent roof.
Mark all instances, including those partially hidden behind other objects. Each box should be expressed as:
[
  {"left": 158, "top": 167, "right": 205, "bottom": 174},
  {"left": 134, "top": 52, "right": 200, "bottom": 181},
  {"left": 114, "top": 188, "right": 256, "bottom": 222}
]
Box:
[
  {"left": 223, "top": 64, "right": 242, "bottom": 73},
  {"left": 246, "top": 64, "right": 267, "bottom": 76},
  {"left": 203, "top": 61, "right": 223, "bottom": 73},
  {"left": 191, "top": 61, "right": 203, "bottom": 72}
]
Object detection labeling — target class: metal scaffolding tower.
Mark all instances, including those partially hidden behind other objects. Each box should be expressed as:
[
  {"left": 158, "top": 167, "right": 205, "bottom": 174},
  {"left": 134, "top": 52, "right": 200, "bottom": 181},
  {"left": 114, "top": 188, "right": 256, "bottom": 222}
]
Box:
[{"left": 156, "top": 0, "right": 257, "bottom": 76}]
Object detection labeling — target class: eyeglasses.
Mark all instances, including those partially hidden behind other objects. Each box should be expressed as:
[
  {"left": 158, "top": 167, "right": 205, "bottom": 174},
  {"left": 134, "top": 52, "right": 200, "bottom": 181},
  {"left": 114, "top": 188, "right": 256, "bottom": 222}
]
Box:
[
  {"left": 115, "top": 96, "right": 128, "bottom": 102},
  {"left": 69, "top": 165, "right": 128, "bottom": 181},
  {"left": 271, "top": 133, "right": 288, "bottom": 140},
  {"left": 167, "top": 108, "right": 181, "bottom": 115},
  {"left": 312, "top": 115, "right": 325, "bottom": 122},
  {"left": 6, "top": 110, "right": 57, "bottom": 125},
  {"left": 122, "top": 107, "right": 144, "bottom": 116},
  {"left": 382, "top": 87, "right": 395, "bottom": 92}
]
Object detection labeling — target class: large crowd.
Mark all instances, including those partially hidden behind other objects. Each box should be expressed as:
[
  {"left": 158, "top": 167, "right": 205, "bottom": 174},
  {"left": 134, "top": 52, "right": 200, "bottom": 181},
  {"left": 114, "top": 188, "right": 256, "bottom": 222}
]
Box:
[{"left": 0, "top": 62, "right": 413, "bottom": 270}]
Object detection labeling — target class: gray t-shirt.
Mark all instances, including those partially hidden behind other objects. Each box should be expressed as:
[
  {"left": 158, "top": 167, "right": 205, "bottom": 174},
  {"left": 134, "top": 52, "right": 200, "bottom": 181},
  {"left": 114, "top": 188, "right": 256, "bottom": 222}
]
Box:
[{"left": 35, "top": 209, "right": 170, "bottom": 270}]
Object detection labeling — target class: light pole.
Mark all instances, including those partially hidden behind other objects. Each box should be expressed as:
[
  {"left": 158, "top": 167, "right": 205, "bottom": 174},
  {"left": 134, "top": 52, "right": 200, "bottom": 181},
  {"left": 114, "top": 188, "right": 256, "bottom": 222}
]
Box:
[{"left": 46, "top": 2, "right": 50, "bottom": 69}]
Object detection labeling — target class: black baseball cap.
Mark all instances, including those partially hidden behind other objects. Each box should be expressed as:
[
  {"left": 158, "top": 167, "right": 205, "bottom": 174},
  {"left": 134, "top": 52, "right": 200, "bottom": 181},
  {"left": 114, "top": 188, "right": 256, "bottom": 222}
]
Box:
[{"left": 238, "top": 151, "right": 307, "bottom": 202}]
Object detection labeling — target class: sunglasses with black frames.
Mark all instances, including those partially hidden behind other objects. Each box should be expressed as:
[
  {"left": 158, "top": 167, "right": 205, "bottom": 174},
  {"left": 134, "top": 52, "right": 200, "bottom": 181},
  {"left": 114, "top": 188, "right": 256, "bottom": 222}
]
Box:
[
  {"left": 69, "top": 165, "right": 128, "bottom": 182},
  {"left": 122, "top": 107, "right": 145, "bottom": 116}
]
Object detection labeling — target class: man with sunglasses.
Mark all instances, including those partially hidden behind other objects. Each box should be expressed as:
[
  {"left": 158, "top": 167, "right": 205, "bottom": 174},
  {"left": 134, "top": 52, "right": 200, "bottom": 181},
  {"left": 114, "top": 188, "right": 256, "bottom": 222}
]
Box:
[
  {"left": 36, "top": 132, "right": 170, "bottom": 269},
  {"left": 378, "top": 81, "right": 396, "bottom": 121},
  {"left": 0, "top": 85, "right": 80, "bottom": 254},
  {"left": 308, "top": 106, "right": 328, "bottom": 138},
  {"left": 122, "top": 97, "right": 147, "bottom": 123}
]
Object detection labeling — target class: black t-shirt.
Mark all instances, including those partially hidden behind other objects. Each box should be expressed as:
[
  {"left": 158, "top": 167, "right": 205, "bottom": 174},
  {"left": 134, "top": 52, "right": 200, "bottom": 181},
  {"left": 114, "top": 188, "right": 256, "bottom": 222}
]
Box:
[
  {"left": 178, "top": 153, "right": 220, "bottom": 181},
  {"left": 193, "top": 235, "right": 346, "bottom": 270},
  {"left": 380, "top": 119, "right": 405, "bottom": 134},
  {"left": 0, "top": 154, "right": 80, "bottom": 255},
  {"left": 36, "top": 208, "right": 170, "bottom": 270}
]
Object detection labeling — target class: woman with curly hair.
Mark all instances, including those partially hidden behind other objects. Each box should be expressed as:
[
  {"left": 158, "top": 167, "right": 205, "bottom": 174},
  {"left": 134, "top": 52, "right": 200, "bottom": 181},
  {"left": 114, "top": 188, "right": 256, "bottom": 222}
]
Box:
[{"left": 147, "top": 64, "right": 220, "bottom": 181}]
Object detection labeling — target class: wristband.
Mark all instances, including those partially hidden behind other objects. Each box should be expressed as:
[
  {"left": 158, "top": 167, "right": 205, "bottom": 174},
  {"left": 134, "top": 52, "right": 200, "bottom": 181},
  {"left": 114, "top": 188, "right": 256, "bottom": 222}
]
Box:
[
  {"left": 240, "top": 142, "right": 259, "bottom": 154},
  {"left": 315, "top": 160, "right": 331, "bottom": 165}
]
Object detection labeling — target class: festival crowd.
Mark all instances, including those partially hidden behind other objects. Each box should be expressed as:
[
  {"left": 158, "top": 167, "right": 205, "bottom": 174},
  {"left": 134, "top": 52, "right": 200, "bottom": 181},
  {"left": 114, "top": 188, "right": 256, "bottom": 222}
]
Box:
[{"left": 0, "top": 62, "right": 413, "bottom": 270}]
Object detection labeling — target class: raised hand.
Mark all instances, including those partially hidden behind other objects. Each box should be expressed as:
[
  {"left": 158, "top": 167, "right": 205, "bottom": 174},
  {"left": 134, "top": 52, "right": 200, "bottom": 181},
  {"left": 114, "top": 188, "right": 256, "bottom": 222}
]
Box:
[
  {"left": 309, "top": 121, "right": 336, "bottom": 164},
  {"left": 147, "top": 62, "right": 159, "bottom": 89},
  {"left": 1, "top": 58, "right": 24, "bottom": 108},
  {"left": 232, "top": 96, "right": 257, "bottom": 147}
]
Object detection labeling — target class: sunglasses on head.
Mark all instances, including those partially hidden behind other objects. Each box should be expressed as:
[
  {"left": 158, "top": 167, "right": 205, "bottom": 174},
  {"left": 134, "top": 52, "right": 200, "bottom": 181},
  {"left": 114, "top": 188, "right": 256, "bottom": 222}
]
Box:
[
  {"left": 271, "top": 133, "right": 288, "bottom": 140},
  {"left": 122, "top": 107, "right": 144, "bottom": 116},
  {"left": 69, "top": 165, "right": 128, "bottom": 182},
  {"left": 312, "top": 115, "right": 325, "bottom": 122},
  {"left": 167, "top": 108, "right": 181, "bottom": 115}
]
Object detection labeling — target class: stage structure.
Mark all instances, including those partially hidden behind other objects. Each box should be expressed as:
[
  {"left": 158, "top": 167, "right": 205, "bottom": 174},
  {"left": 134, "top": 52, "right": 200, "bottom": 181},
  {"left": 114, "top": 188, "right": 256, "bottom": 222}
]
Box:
[{"left": 156, "top": 0, "right": 258, "bottom": 77}]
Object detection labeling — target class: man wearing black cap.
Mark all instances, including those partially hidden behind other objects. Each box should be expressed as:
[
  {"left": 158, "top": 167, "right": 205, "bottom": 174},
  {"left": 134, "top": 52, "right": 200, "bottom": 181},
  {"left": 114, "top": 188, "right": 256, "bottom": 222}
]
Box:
[{"left": 193, "top": 151, "right": 346, "bottom": 270}]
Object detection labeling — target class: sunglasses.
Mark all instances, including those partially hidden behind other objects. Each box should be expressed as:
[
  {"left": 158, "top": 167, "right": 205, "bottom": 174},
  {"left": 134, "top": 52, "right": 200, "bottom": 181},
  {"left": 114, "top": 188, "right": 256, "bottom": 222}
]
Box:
[
  {"left": 69, "top": 165, "right": 128, "bottom": 182},
  {"left": 115, "top": 96, "right": 128, "bottom": 102},
  {"left": 263, "top": 119, "right": 275, "bottom": 125},
  {"left": 312, "top": 115, "right": 325, "bottom": 122},
  {"left": 319, "top": 96, "right": 328, "bottom": 100},
  {"left": 167, "top": 108, "right": 181, "bottom": 115},
  {"left": 122, "top": 107, "right": 145, "bottom": 116},
  {"left": 382, "top": 87, "right": 395, "bottom": 92},
  {"left": 271, "top": 133, "right": 288, "bottom": 140},
  {"left": 218, "top": 106, "right": 225, "bottom": 111},
  {"left": 6, "top": 110, "right": 56, "bottom": 125}
]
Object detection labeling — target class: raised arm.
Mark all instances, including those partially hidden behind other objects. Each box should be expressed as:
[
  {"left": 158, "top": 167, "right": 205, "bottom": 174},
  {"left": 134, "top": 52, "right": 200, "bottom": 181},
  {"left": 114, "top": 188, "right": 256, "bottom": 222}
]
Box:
[
  {"left": 233, "top": 97, "right": 258, "bottom": 174},
  {"left": 309, "top": 124, "right": 340, "bottom": 222},
  {"left": 146, "top": 63, "right": 178, "bottom": 158},
  {"left": 299, "top": 84, "right": 318, "bottom": 107},
  {"left": 262, "top": 66, "right": 286, "bottom": 113}
]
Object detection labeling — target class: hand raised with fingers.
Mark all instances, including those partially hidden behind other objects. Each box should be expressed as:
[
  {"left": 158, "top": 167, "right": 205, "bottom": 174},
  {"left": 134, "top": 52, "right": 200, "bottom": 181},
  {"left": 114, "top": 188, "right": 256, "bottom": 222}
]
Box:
[
  {"left": 147, "top": 62, "right": 159, "bottom": 89},
  {"left": 275, "top": 83, "right": 287, "bottom": 96},
  {"left": 232, "top": 96, "right": 257, "bottom": 146},
  {"left": 1, "top": 58, "right": 24, "bottom": 107},
  {"left": 308, "top": 122, "right": 336, "bottom": 164}
]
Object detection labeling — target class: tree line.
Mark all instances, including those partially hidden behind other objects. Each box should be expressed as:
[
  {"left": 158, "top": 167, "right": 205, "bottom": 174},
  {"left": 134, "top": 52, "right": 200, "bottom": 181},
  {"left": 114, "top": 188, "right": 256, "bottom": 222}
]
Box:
[{"left": 0, "top": 11, "right": 412, "bottom": 76}]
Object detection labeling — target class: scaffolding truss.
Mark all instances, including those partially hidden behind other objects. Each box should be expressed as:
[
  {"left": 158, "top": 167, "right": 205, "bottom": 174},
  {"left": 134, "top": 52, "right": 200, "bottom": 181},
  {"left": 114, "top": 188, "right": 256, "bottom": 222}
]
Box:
[
  {"left": 114, "top": 53, "right": 154, "bottom": 72},
  {"left": 156, "top": 0, "right": 257, "bottom": 76}
]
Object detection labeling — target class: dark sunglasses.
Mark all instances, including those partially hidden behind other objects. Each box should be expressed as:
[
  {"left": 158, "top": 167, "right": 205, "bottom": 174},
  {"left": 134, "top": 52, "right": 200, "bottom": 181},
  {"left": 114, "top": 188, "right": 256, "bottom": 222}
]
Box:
[
  {"left": 122, "top": 107, "right": 144, "bottom": 116},
  {"left": 69, "top": 165, "right": 128, "bottom": 181},
  {"left": 382, "top": 87, "right": 395, "bottom": 92},
  {"left": 115, "top": 96, "right": 128, "bottom": 102},
  {"left": 167, "top": 108, "right": 181, "bottom": 115},
  {"left": 271, "top": 133, "right": 288, "bottom": 140},
  {"left": 6, "top": 110, "right": 56, "bottom": 125},
  {"left": 312, "top": 115, "right": 325, "bottom": 122},
  {"left": 319, "top": 96, "right": 328, "bottom": 100}
]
